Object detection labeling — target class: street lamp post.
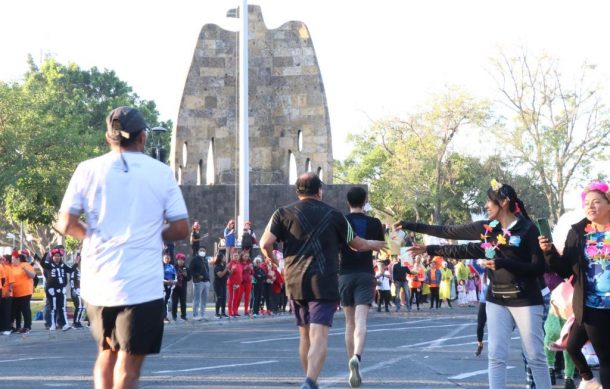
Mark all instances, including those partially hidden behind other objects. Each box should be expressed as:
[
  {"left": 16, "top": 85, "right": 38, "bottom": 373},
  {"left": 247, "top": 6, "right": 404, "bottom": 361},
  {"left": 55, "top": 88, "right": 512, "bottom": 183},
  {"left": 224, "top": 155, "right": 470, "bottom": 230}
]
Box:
[{"left": 150, "top": 126, "right": 168, "bottom": 161}]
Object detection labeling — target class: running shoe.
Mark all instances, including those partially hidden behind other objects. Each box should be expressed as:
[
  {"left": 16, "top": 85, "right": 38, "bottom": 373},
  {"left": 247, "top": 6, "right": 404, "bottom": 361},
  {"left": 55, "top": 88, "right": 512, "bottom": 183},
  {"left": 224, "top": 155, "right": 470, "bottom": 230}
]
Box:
[
  {"left": 62, "top": 324, "right": 72, "bottom": 332},
  {"left": 300, "top": 377, "right": 319, "bottom": 389},
  {"left": 348, "top": 355, "right": 362, "bottom": 388}
]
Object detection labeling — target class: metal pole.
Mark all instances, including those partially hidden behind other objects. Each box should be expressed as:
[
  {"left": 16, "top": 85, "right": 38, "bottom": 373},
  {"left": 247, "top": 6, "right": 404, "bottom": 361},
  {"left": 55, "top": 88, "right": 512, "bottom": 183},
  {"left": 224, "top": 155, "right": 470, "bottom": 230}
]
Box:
[
  {"left": 20, "top": 221, "right": 23, "bottom": 250},
  {"left": 238, "top": 0, "right": 249, "bottom": 230}
]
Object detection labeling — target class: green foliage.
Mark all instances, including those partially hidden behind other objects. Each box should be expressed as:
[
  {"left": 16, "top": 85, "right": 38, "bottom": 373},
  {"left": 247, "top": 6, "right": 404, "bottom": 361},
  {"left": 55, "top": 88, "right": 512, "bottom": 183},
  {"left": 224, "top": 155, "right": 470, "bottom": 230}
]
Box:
[
  {"left": 0, "top": 57, "right": 169, "bottom": 228},
  {"left": 490, "top": 50, "right": 610, "bottom": 222},
  {"left": 335, "top": 86, "right": 551, "bottom": 225},
  {"left": 64, "top": 235, "right": 81, "bottom": 254},
  {"left": 336, "top": 87, "right": 495, "bottom": 224}
]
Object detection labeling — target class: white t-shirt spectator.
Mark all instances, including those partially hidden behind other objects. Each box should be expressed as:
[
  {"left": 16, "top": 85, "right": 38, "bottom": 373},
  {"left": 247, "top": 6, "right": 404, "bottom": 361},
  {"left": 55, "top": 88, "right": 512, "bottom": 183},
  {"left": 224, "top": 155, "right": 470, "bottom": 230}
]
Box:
[
  {"left": 375, "top": 270, "right": 391, "bottom": 291},
  {"left": 60, "top": 151, "right": 188, "bottom": 306}
]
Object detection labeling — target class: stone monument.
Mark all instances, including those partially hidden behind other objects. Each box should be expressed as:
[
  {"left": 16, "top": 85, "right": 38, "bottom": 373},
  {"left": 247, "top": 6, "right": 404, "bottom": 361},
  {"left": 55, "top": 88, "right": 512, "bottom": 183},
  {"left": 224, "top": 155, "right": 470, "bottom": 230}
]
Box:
[
  {"left": 171, "top": 5, "right": 356, "bottom": 255},
  {"left": 171, "top": 4, "right": 333, "bottom": 186}
]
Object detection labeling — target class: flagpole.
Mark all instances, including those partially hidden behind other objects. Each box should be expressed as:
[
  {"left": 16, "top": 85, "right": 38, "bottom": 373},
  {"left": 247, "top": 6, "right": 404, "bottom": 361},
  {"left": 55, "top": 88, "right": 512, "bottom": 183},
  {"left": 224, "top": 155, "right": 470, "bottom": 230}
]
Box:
[{"left": 238, "top": 0, "right": 249, "bottom": 231}]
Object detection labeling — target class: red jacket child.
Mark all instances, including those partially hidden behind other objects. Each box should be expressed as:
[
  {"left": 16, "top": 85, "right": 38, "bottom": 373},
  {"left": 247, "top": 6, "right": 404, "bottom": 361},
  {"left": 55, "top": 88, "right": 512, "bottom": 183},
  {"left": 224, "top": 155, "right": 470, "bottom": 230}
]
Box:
[{"left": 227, "top": 254, "right": 243, "bottom": 316}]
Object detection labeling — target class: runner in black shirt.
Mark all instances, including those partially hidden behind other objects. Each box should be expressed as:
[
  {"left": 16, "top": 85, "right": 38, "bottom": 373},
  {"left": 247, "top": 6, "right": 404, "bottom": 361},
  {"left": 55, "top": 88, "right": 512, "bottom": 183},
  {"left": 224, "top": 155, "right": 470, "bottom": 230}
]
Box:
[
  {"left": 338, "top": 187, "right": 385, "bottom": 388},
  {"left": 260, "top": 173, "right": 386, "bottom": 389}
]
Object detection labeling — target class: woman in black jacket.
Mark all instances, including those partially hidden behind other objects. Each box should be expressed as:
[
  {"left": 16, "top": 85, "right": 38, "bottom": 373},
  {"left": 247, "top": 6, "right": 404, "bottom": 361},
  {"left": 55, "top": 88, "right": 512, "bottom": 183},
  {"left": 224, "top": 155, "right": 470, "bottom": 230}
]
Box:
[
  {"left": 398, "top": 181, "right": 551, "bottom": 389},
  {"left": 171, "top": 252, "right": 192, "bottom": 321},
  {"left": 539, "top": 181, "right": 610, "bottom": 389}
]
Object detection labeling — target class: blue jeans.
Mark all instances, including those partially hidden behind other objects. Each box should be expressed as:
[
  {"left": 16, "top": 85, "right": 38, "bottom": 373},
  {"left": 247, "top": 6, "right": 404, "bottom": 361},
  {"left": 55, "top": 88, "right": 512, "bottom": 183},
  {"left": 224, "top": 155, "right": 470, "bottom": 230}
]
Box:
[
  {"left": 394, "top": 281, "right": 411, "bottom": 311},
  {"left": 525, "top": 290, "right": 551, "bottom": 389},
  {"left": 486, "top": 301, "right": 550, "bottom": 389},
  {"left": 192, "top": 281, "right": 210, "bottom": 318}
]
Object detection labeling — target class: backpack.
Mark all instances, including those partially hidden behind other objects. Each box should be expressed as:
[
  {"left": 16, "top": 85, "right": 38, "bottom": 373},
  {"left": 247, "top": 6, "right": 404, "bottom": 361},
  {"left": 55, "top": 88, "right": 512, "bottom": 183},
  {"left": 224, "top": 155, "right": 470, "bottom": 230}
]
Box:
[{"left": 241, "top": 230, "right": 253, "bottom": 248}]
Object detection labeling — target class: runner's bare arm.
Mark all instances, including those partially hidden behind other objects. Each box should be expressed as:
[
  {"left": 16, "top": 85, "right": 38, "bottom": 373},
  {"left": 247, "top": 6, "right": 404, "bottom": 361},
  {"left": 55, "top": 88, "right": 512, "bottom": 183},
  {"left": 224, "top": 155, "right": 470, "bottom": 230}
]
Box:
[
  {"left": 348, "top": 236, "right": 387, "bottom": 253},
  {"left": 260, "top": 230, "right": 279, "bottom": 266},
  {"left": 55, "top": 212, "right": 87, "bottom": 241},
  {"left": 162, "top": 219, "right": 189, "bottom": 241}
]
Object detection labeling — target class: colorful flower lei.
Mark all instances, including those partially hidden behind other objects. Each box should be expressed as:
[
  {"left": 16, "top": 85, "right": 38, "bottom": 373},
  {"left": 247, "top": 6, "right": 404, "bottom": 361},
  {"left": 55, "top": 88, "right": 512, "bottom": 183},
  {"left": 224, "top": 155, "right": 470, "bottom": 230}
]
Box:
[
  {"left": 584, "top": 223, "right": 610, "bottom": 261},
  {"left": 480, "top": 220, "right": 513, "bottom": 259},
  {"left": 490, "top": 179, "right": 502, "bottom": 192}
]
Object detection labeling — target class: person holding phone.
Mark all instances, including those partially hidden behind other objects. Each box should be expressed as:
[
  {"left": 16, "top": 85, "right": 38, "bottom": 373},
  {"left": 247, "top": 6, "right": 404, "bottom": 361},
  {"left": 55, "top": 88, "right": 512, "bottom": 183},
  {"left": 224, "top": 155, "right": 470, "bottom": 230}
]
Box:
[
  {"left": 539, "top": 181, "right": 610, "bottom": 389},
  {"left": 396, "top": 180, "right": 551, "bottom": 389},
  {"left": 171, "top": 252, "right": 191, "bottom": 321}
]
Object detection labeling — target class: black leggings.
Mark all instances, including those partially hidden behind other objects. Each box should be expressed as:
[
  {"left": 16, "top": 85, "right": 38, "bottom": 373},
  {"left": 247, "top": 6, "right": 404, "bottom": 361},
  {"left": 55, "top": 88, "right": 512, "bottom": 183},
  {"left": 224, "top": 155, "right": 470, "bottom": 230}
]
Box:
[
  {"left": 476, "top": 302, "right": 487, "bottom": 342},
  {"left": 566, "top": 307, "right": 610, "bottom": 386},
  {"left": 252, "top": 282, "right": 263, "bottom": 314},
  {"left": 163, "top": 286, "right": 172, "bottom": 318},
  {"left": 410, "top": 288, "right": 421, "bottom": 309},
  {"left": 377, "top": 290, "right": 390, "bottom": 310},
  {"left": 11, "top": 295, "right": 32, "bottom": 330},
  {"left": 0, "top": 296, "right": 12, "bottom": 331},
  {"left": 429, "top": 286, "right": 440, "bottom": 308},
  {"left": 171, "top": 286, "right": 187, "bottom": 319},
  {"left": 214, "top": 282, "right": 227, "bottom": 315},
  {"left": 263, "top": 283, "right": 272, "bottom": 312}
]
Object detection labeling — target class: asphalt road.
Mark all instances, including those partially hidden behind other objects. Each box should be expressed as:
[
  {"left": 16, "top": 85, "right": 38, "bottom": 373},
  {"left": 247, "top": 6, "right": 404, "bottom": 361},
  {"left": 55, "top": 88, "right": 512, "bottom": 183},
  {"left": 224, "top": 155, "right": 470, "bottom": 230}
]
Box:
[{"left": 0, "top": 305, "right": 566, "bottom": 388}]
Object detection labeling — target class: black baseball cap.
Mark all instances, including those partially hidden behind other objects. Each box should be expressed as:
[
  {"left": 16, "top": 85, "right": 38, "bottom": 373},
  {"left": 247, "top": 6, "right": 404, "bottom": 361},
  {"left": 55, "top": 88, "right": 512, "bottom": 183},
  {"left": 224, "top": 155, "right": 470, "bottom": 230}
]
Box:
[{"left": 106, "top": 107, "right": 149, "bottom": 139}]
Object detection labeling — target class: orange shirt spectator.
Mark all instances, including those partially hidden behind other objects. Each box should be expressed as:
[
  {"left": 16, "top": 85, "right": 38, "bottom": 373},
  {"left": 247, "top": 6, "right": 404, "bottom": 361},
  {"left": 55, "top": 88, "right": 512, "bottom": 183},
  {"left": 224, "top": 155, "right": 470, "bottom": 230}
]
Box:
[
  {"left": 408, "top": 266, "right": 424, "bottom": 289},
  {"left": 11, "top": 262, "right": 35, "bottom": 298},
  {"left": 0, "top": 259, "right": 15, "bottom": 298}
]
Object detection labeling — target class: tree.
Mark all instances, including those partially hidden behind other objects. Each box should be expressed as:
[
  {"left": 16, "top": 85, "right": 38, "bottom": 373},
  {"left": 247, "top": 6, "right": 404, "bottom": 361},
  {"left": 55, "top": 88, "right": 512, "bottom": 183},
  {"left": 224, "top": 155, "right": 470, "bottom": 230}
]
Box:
[
  {"left": 336, "top": 87, "right": 493, "bottom": 224},
  {"left": 337, "top": 88, "right": 491, "bottom": 224},
  {"left": 0, "top": 57, "right": 170, "bottom": 252},
  {"left": 490, "top": 49, "right": 610, "bottom": 222}
]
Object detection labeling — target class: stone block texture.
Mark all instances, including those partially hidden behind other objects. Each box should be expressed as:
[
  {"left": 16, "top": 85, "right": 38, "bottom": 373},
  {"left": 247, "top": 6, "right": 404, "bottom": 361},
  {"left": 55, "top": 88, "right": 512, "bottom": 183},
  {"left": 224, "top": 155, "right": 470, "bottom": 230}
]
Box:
[
  {"left": 173, "top": 184, "right": 364, "bottom": 257},
  {"left": 171, "top": 5, "right": 333, "bottom": 186}
]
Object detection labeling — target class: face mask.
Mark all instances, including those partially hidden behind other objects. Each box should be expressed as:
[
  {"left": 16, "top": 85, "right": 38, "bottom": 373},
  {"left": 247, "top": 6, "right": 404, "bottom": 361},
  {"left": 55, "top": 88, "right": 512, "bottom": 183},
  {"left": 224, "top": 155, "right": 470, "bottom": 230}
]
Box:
[{"left": 198, "top": 250, "right": 206, "bottom": 257}]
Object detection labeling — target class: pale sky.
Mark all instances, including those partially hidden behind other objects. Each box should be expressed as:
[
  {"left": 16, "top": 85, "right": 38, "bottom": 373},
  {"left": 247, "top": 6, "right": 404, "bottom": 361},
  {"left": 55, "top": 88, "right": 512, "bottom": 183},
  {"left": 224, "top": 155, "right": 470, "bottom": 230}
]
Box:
[{"left": 1, "top": 0, "right": 608, "bottom": 207}]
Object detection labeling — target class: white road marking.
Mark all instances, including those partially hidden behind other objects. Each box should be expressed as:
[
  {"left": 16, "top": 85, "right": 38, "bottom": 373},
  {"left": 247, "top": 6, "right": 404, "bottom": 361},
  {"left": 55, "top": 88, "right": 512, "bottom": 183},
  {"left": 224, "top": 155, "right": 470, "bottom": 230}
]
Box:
[
  {"left": 427, "top": 336, "right": 520, "bottom": 349},
  {"left": 422, "top": 323, "right": 470, "bottom": 350},
  {"left": 401, "top": 333, "right": 477, "bottom": 348},
  {"left": 0, "top": 357, "right": 63, "bottom": 363},
  {"left": 450, "top": 365, "right": 515, "bottom": 379},
  {"left": 240, "top": 323, "right": 475, "bottom": 344},
  {"left": 152, "top": 359, "right": 279, "bottom": 374}
]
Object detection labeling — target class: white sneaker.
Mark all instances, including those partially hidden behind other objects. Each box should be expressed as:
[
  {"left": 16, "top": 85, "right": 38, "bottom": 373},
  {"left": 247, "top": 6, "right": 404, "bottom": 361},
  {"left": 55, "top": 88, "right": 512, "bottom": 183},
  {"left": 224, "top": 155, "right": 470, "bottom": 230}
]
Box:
[
  {"left": 62, "top": 324, "right": 72, "bottom": 332},
  {"left": 49, "top": 325, "right": 56, "bottom": 331},
  {"left": 1, "top": 331, "right": 11, "bottom": 336},
  {"left": 578, "top": 377, "right": 602, "bottom": 389},
  {"left": 348, "top": 355, "right": 362, "bottom": 388}
]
